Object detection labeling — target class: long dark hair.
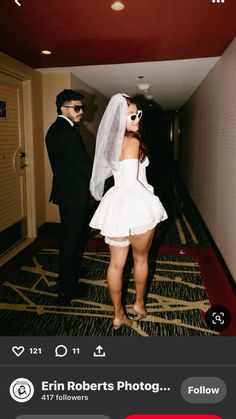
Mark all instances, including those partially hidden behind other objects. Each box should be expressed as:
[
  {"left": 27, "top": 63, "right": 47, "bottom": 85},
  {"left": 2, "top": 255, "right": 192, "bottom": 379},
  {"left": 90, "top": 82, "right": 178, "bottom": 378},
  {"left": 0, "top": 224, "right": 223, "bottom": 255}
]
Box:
[{"left": 124, "top": 96, "right": 149, "bottom": 162}]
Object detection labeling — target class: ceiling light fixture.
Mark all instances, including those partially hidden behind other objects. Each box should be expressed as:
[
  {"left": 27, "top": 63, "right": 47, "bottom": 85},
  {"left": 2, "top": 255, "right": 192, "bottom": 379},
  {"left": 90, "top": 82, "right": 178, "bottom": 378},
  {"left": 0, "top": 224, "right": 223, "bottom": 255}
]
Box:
[
  {"left": 137, "top": 82, "right": 152, "bottom": 100},
  {"left": 111, "top": 1, "right": 125, "bottom": 11},
  {"left": 41, "top": 50, "right": 52, "bottom": 55},
  {"left": 137, "top": 83, "right": 150, "bottom": 91}
]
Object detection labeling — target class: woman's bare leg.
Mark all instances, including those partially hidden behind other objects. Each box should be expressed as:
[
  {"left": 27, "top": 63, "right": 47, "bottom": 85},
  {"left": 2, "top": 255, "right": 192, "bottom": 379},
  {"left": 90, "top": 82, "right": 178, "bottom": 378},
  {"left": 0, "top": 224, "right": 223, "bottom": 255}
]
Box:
[
  {"left": 129, "top": 229, "right": 155, "bottom": 316},
  {"left": 106, "top": 238, "right": 131, "bottom": 328}
]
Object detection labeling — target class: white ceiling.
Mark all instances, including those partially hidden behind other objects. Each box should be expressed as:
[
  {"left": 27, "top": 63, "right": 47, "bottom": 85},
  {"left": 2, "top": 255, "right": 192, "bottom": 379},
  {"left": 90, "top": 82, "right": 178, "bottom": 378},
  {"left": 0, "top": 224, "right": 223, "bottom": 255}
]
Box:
[{"left": 39, "top": 57, "right": 220, "bottom": 110}]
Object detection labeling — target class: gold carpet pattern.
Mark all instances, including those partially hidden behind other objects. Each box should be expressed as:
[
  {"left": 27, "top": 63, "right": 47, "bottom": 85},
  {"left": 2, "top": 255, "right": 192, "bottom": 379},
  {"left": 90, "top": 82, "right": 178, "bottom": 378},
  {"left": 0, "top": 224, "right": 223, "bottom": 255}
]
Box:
[{"left": 0, "top": 248, "right": 217, "bottom": 336}]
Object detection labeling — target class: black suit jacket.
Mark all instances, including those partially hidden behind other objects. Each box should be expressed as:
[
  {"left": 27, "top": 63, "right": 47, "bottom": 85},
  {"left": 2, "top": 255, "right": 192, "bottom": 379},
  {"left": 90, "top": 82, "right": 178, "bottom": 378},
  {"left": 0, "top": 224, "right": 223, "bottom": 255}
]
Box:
[{"left": 45, "top": 117, "right": 92, "bottom": 207}]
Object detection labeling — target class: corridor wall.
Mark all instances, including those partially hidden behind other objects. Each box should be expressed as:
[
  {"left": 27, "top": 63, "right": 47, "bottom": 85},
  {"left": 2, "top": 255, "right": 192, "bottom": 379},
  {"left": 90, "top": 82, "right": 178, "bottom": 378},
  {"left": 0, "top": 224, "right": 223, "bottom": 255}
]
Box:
[{"left": 179, "top": 37, "right": 236, "bottom": 281}]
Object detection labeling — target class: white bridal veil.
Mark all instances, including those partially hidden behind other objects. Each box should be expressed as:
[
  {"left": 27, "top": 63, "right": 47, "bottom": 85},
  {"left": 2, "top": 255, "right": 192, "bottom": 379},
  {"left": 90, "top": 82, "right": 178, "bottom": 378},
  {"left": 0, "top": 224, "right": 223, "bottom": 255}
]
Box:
[{"left": 90, "top": 93, "right": 129, "bottom": 201}]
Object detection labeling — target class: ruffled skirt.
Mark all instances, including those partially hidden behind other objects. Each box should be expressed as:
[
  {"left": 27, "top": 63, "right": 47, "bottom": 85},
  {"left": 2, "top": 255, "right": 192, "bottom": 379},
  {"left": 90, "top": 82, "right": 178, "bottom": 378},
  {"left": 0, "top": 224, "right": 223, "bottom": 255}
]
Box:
[{"left": 89, "top": 185, "right": 167, "bottom": 237}]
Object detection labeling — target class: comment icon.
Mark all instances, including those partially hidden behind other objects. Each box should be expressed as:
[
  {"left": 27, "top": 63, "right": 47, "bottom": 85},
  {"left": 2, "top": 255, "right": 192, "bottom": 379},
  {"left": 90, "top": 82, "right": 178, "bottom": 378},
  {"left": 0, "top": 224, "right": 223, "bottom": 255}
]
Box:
[{"left": 55, "top": 344, "right": 68, "bottom": 357}]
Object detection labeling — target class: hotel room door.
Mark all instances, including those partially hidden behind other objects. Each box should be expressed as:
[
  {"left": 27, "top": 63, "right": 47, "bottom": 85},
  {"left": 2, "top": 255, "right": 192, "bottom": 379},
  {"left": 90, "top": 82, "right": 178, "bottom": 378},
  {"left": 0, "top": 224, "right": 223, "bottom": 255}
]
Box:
[{"left": 0, "top": 72, "right": 28, "bottom": 256}]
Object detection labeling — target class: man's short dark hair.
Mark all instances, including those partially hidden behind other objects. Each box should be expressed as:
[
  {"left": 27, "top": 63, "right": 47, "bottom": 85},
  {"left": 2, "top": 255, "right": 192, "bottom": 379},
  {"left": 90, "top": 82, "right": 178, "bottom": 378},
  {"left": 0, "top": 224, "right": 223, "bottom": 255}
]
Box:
[{"left": 56, "top": 89, "right": 84, "bottom": 114}]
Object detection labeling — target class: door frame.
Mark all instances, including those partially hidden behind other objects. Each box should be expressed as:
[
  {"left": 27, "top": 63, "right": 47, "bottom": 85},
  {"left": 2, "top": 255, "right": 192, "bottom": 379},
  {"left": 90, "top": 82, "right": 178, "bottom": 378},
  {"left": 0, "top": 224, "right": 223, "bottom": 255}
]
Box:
[{"left": 0, "top": 63, "right": 37, "bottom": 248}]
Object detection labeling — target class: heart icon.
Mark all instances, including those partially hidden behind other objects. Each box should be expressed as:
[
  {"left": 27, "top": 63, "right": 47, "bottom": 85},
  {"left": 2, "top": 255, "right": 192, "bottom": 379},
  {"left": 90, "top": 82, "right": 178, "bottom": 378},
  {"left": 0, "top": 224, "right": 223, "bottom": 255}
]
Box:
[{"left": 12, "top": 346, "right": 25, "bottom": 357}]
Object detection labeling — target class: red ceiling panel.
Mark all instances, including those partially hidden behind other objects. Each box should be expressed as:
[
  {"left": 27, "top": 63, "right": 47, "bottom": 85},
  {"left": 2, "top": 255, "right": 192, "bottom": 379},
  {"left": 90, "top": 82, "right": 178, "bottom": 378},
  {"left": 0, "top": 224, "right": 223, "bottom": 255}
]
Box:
[{"left": 1, "top": 0, "right": 236, "bottom": 68}]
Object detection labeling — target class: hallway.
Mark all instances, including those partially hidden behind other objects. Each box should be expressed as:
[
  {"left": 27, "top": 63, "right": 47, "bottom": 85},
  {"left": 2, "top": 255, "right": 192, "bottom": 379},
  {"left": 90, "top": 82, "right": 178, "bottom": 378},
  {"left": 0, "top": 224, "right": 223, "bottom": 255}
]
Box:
[
  {"left": 0, "top": 1, "right": 236, "bottom": 336},
  {"left": 0, "top": 162, "right": 235, "bottom": 336}
]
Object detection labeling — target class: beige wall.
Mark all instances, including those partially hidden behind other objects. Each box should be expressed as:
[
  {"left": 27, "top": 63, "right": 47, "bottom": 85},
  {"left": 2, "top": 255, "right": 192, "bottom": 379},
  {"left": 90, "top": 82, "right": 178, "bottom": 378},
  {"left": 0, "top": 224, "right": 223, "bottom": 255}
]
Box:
[
  {"left": 42, "top": 72, "right": 108, "bottom": 222},
  {"left": 31, "top": 70, "right": 45, "bottom": 227},
  {"left": 71, "top": 73, "right": 108, "bottom": 157},
  {"left": 179, "top": 37, "right": 236, "bottom": 280},
  {"left": 0, "top": 51, "right": 45, "bottom": 229}
]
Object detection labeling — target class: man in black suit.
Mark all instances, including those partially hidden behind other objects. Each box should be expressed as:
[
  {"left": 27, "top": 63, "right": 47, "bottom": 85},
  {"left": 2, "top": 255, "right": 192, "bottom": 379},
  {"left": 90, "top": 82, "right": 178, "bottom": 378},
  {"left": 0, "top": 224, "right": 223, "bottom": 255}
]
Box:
[{"left": 46, "top": 89, "right": 92, "bottom": 301}]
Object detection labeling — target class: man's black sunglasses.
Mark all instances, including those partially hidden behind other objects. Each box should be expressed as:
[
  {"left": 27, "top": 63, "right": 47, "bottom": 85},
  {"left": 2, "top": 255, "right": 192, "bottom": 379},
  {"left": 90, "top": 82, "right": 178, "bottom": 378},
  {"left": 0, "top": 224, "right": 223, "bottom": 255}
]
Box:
[{"left": 62, "top": 105, "right": 85, "bottom": 112}]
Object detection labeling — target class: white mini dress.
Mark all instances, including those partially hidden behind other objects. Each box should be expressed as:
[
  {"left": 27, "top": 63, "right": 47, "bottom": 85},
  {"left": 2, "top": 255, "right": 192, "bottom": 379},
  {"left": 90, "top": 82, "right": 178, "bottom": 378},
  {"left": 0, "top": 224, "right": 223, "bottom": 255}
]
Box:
[{"left": 89, "top": 158, "right": 168, "bottom": 243}]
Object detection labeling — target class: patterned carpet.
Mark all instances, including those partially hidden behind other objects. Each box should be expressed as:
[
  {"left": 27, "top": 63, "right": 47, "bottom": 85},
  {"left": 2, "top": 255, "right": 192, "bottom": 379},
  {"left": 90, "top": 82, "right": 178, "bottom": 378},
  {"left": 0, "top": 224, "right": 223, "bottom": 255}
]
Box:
[
  {"left": 0, "top": 175, "right": 233, "bottom": 336},
  {"left": 0, "top": 243, "right": 217, "bottom": 336}
]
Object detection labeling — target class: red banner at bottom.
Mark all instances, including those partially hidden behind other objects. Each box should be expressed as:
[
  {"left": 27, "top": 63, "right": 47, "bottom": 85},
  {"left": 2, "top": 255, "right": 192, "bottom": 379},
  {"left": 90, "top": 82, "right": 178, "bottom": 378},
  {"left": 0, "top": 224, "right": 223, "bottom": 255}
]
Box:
[{"left": 126, "top": 416, "right": 222, "bottom": 419}]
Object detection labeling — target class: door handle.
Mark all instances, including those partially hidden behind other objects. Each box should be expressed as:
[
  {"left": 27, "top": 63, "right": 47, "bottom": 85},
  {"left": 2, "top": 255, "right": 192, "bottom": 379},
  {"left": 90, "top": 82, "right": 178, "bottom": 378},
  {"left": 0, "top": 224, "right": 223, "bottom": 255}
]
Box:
[{"left": 13, "top": 148, "right": 27, "bottom": 175}]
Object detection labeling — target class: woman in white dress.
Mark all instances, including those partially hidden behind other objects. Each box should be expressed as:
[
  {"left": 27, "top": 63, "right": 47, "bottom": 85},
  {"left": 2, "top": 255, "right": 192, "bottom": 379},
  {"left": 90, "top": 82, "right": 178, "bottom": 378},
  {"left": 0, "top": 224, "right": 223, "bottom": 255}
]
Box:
[{"left": 90, "top": 94, "right": 167, "bottom": 330}]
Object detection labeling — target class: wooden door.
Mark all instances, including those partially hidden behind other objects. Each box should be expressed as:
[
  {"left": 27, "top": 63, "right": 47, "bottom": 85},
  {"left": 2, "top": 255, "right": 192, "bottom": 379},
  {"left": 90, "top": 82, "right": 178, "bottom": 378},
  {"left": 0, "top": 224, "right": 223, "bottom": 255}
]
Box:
[{"left": 0, "top": 73, "right": 27, "bottom": 255}]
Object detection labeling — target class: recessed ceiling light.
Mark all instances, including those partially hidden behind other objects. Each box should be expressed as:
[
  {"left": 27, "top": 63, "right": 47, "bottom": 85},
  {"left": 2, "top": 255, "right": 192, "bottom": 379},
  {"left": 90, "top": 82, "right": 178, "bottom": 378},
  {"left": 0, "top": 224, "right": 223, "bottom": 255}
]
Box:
[
  {"left": 41, "top": 50, "right": 52, "bottom": 55},
  {"left": 111, "top": 1, "right": 125, "bottom": 11},
  {"left": 138, "top": 83, "right": 151, "bottom": 91}
]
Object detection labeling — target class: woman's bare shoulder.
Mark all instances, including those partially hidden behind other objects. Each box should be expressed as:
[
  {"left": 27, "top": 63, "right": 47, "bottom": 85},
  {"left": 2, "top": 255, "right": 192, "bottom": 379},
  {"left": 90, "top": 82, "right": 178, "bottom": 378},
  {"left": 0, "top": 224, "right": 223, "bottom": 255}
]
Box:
[{"left": 121, "top": 136, "right": 139, "bottom": 159}]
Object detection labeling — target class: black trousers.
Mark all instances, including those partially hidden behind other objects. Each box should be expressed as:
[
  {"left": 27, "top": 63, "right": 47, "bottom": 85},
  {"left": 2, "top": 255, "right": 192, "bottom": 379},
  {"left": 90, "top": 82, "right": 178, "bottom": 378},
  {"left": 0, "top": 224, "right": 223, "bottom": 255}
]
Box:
[{"left": 58, "top": 204, "right": 88, "bottom": 294}]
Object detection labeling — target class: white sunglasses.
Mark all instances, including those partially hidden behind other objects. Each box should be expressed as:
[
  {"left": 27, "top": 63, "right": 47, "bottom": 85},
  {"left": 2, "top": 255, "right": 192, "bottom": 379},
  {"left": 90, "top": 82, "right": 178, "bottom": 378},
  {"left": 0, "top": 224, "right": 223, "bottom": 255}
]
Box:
[{"left": 127, "top": 110, "right": 143, "bottom": 122}]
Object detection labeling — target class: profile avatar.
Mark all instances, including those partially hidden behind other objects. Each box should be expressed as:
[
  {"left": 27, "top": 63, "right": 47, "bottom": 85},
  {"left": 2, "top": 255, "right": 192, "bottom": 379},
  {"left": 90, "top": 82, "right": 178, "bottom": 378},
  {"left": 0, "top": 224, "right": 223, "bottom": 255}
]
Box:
[{"left": 9, "top": 378, "right": 34, "bottom": 403}]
